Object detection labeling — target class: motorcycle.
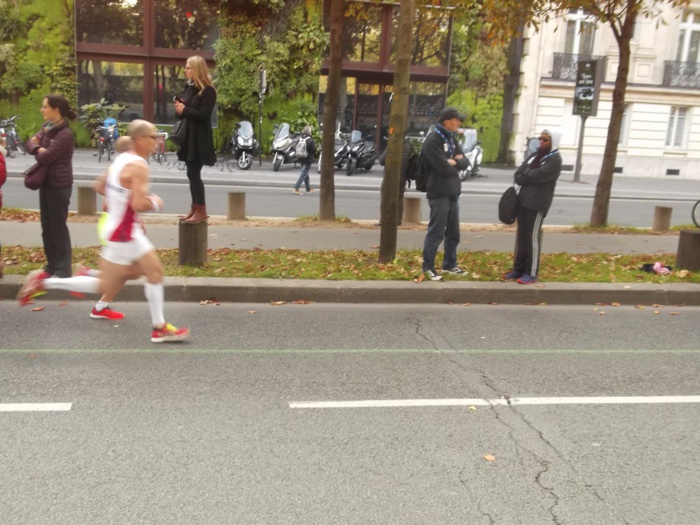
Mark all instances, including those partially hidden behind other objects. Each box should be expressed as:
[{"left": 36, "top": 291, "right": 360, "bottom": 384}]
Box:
[
  {"left": 95, "top": 117, "right": 118, "bottom": 163},
  {"left": 0, "top": 116, "right": 26, "bottom": 158},
  {"left": 457, "top": 128, "right": 483, "bottom": 181},
  {"left": 345, "top": 130, "right": 376, "bottom": 176},
  {"left": 231, "top": 120, "right": 259, "bottom": 170},
  {"left": 316, "top": 127, "right": 349, "bottom": 173},
  {"left": 271, "top": 122, "right": 300, "bottom": 171}
]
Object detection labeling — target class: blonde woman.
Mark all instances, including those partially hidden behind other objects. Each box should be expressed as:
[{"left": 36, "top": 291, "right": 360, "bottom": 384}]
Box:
[{"left": 174, "top": 55, "right": 217, "bottom": 224}]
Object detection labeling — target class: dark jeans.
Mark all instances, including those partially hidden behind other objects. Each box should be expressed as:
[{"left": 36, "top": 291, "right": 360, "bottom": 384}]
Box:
[
  {"left": 422, "top": 196, "right": 460, "bottom": 272},
  {"left": 39, "top": 185, "right": 72, "bottom": 278},
  {"left": 513, "top": 206, "right": 544, "bottom": 277},
  {"left": 294, "top": 163, "right": 312, "bottom": 191},
  {"left": 186, "top": 162, "right": 206, "bottom": 205}
]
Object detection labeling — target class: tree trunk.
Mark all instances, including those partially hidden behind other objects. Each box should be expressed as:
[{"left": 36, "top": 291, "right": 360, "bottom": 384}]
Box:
[
  {"left": 378, "top": 0, "right": 415, "bottom": 263},
  {"left": 590, "top": 11, "right": 636, "bottom": 227},
  {"left": 319, "top": 0, "right": 344, "bottom": 222},
  {"left": 498, "top": 34, "right": 523, "bottom": 164}
]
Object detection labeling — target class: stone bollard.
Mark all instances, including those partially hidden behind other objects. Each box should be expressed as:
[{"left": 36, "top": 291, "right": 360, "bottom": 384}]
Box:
[
  {"left": 403, "top": 196, "right": 421, "bottom": 224},
  {"left": 676, "top": 230, "right": 700, "bottom": 270},
  {"left": 77, "top": 186, "right": 97, "bottom": 216},
  {"left": 227, "top": 192, "right": 246, "bottom": 220},
  {"left": 652, "top": 206, "right": 673, "bottom": 232},
  {"left": 178, "top": 221, "right": 208, "bottom": 266}
]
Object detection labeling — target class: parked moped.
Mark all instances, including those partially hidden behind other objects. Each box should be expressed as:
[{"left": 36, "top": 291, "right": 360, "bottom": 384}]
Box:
[
  {"left": 457, "top": 128, "right": 483, "bottom": 181},
  {"left": 0, "top": 116, "right": 25, "bottom": 158},
  {"left": 271, "top": 123, "right": 300, "bottom": 171},
  {"left": 345, "top": 130, "right": 376, "bottom": 176},
  {"left": 317, "top": 123, "right": 349, "bottom": 173},
  {"left": 231, "top": 120, "right": 259, "bottom": 170}
]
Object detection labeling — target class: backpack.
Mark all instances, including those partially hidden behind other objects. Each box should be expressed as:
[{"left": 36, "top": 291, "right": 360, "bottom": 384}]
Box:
[
  {"left": 407, "top": 150, "right": 427, "bottom": 192},
  {"left": 295, "top": 136, "right": 308, "bottom": 159}
]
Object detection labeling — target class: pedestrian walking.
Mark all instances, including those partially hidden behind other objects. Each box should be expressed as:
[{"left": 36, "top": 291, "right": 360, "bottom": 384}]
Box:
[
  {"left": 504, "top": 128, "right": 562, "bottom": 284},
  {"left": 292, "top": 126, "right": 316, "bottom": 195},
  {"left": 25, "top": 94, "right": 77, "bottom": 278},
  {"left": 378, "top": 137, "right": 412, "bottom": 226},
  {"left": 421, "top": 107, "right": 469, "bottom": 281},
  {"left": 18, "top": 120, "right": 189, "bottom": 343},
  {"left": 174, "top": 55, "right": 217, "bottom": 224}
]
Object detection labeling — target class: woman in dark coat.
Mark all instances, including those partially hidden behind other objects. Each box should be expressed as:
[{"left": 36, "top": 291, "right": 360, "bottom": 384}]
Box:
[
  {"left": 174, "top": 55, "right": 217, "bottom": 224},
  {"left": 25, "top": 94, "right": 77, "bottom": 278}
]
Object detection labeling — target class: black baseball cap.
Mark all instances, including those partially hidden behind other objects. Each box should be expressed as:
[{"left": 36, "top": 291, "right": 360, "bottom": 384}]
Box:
[{"left": 438, "top": 107, "right": 466, "bottom": 122}]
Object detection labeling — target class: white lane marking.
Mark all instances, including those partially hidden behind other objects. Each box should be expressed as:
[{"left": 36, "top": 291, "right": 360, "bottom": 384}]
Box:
[
  {"left": 289, "top": 396, "right": 700, "bottom": 409},
  {"left": 0, "top": 403, "right": 72, "bottom": 412}
]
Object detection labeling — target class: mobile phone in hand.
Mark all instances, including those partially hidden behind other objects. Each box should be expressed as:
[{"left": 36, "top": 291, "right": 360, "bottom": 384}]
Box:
[{"left": 173, "top": 96, "right": 185, "bottom": 104}]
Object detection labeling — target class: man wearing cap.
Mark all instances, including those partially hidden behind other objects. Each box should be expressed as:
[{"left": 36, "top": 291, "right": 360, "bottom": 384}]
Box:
[{"left": 420, "top": 107, "right": 470, "bottom": 281}]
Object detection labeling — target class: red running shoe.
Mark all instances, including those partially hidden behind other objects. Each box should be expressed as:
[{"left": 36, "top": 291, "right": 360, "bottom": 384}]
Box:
[
  {"left": 90, "top": 306, "right": 125, "bottom": 320},
  {"left": 17, "top": 270, "right": 49, "bottom": 306},
  {"left": 151, "top": 323, "right": 189, "bottom": 343}
]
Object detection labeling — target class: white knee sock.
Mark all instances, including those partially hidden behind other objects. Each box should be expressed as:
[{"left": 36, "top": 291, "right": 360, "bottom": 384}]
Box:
[
  {"left": 144, "top": 282, "right": 165, "bottom": 327},
  {"left": 44, "top": 276, "right": 100, "bottom": 294}
]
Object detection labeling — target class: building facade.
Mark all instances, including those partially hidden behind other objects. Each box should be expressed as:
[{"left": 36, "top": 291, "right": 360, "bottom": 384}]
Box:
[{"left": 513, "top": 3, "right": 700, "bottom": 180}]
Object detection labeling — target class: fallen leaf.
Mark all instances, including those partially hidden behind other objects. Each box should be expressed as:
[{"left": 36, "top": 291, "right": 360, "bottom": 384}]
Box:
[
  {"left": 635, "top": 304, "right": 646, "bottom": 309},
  {"left": 59, "top": 301, "right": 68, "bottom": 306},
  {"left": 623, "top": 285, "right": 632, "bottom": 289},
  {"left": 468, "top": 406, "right": 477, "bottom": 411},
  {"left": 292, "top": 299, "right": 314, "bottom": 304},
  {"left": 651, "top": 304, "right": 663, "bottom": 308},
  {"left": 483, "top": 454, "right": 496, "bottom": 462},
  {"left": 611, "top": 302, "right": 621, "bottom": 307},
  {"left": 599, "top": 311, "right": 606, "bottom": 315},
  {"left": 30, "top": 307, "right": 45, "bottom": 312},
  {"left": 414, "top": 273, "right": 426, "bottom": 283},
  {"left": 461, "top": 302, "right": 471, "bottom": 307},
  {"left": 677, "top": 270, "right": 690, "bottom": 278},
  {"left": 487, "top": 301, "right": 499, "bottom": 305},
  {"left": 669, "top": 312, "right": 680, "bottom": 315},
  {"left": 370, "top": 245, "right": 380, "bottom": 249},
  {"left": 653, "top": 311, "right": 660, "bottom": 315},
  {"left": 595, "top": 302, "right": 607, "bottom": 306},
  {"left": 271, "top": 301, "right": 287, "bottom": 306},
  {"left": 247, "top": 310, "right": 256, "bottom": 314}
]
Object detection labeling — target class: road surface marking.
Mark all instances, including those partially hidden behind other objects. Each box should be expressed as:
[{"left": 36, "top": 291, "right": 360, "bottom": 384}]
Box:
[
  {"left": 289, "top": 396, "right": 700, "bottom": 409},
  {"left": 0, "top": 403, "right": 72, "bottom": 412}
]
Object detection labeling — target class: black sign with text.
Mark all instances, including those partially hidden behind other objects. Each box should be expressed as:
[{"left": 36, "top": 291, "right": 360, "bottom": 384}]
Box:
[{"left": 573, "top": 60, "right": 603, "bottom": 117}]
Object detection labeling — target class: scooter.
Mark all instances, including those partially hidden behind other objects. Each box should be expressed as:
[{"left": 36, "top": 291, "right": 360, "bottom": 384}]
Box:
[
  {"left": 0, "top": 116, "right": 25, "bottom": 158},
  {"left": 345, "top": 130, "right": 376, "bottom": 176},
  {"left": 271, "top": 122, "right": 300, "bottom": 171},
  {"left": 317, "top": 131, "right": 349, "bottom": 173},
  {"left": 231, "top": 120, "right": 259, "bottom": 170},
  {"left": 96, "top": 117, "right": 118, "bottom": 163},
  {"left": 457, "top": 128, "right": 483, "bottom": 181}
]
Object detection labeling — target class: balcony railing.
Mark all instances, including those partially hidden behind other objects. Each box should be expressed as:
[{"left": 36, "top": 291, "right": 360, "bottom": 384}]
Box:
[
  {"left": 663, "top": 61, "right": 700, "bottom": 89},
  {"left": 552, "top": 53, "right": 607, "bottom": 81}
]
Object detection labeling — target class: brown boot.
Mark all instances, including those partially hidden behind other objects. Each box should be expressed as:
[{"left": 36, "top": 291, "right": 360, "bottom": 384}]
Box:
[
  {"left": 184, "top": 204, "right": 208, "bottom": 224},
  {"left": 179, "top": 204, "right": 195, "bottom": 221}
]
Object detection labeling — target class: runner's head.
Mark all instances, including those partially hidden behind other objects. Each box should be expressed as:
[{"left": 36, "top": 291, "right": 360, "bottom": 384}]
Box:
[
  {"left": 115, "top": 136, "right": 134, "bottom": 154},
  {"left": 128, "top": 120, "right": 158, "bottom": 158}
]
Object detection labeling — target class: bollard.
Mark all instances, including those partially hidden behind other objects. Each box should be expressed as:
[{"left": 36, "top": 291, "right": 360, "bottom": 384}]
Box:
[
  {"left": 652, "top": 206, "right": 672, "bottom": 232},
  {"left": 76, "top": 186, "right": 97, "bottom": 216},
  {"left": 178, "top": 221, "right": 208, "bottom": 266},
  {"left": 227, "top": 192, "right": 246, "bottom": 220},
  {"left": 403, "top": 196, "right": 421, "bottom": 224},
  {"left": 676, "top": 230, "right": 700, "bottom": 270}
]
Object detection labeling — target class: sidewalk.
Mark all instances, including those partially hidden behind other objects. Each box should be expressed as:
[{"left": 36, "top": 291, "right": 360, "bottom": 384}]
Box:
[{"left": 1, "top": 216, "right": 697, "bottom": 306}]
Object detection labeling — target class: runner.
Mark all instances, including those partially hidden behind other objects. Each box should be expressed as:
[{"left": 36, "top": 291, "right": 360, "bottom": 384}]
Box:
[{"left": 18, "top": 120, "right": 189, "bottom": 343}]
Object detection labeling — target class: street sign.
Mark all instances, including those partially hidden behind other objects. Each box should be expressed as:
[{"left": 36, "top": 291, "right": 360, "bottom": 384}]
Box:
[{"left": 573, "top": 60, "right": 603, "bottom": 117}]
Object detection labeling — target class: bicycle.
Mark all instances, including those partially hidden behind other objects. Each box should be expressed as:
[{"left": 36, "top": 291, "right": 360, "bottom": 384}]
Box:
[
  {"left": 149, "top": 129, "right": 168, "bottom": 165},
  {"left": 0, "top": 116, "right": 26, "bottom": 158},
  {"left": 96, "top": 124, "right": 117, "bottom": 163},
  {"left": 692, "top": 199, "right": 700, "bottom": 228}
]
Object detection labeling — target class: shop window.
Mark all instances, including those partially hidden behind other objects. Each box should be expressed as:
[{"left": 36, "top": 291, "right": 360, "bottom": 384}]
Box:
[
  {"left": 76, "top": 0, "right": 144, "bottom": 46},
  {"left": 78, "top": 60, "right": 145, "bottom": 121}
]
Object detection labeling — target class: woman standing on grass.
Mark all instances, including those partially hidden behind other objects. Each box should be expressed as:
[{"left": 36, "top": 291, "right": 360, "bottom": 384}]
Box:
[
  {"left": 25, "top": 94, "right": 77, "bottom": 278},
  {"left": 174, "top": 55, "right": 217, "bottom": 224}
]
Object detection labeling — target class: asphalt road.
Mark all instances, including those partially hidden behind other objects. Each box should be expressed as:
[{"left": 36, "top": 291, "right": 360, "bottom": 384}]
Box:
[{"left": 2, "top": 302, "right": 699, "bottom": 524}]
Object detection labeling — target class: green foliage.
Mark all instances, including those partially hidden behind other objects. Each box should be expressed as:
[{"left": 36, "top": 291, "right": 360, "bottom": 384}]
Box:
[{"left": 447, "top": 89, "right": 503, "bottom": 164}]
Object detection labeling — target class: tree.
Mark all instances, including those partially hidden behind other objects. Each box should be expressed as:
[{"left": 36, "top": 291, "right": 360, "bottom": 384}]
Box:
[
  {"left": 319, "top": 0, "right": 344, "bottom": 221},
  {"left": 378, "top": 0, "right": 415, "bottom": 262}
]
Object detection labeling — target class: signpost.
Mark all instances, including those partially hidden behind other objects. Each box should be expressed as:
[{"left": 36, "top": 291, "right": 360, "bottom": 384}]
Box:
[
  {"left": 573, "top": 60, "right": 603, "bottom": 182},
  {"left": 258, "top": 69, "right": 266, "bottom": 167}
]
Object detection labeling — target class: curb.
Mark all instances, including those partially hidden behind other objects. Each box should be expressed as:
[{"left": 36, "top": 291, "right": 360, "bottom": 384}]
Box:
[{"left": 2, "top": 275, "right": 698, "bottom": 306}]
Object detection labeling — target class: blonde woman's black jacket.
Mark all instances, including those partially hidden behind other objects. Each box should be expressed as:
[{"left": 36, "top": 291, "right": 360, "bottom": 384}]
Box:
[
  {"left": 422, "top": 125, "right": 468, "bottom": 199},
  {"left": 177, "top": 82, "right": 217, "bottom": 166},
  {"left": 514, "top": 150, "right": 562, "bottom": 217}
]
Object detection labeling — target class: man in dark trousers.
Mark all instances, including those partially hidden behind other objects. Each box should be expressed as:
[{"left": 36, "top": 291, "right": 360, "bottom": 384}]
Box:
[
  {"left": 293, "top": 126, "right": 317, "bottom": 195},
  {"left": 378, "top": 137, "right": 412, "bottom": 225},
  {"left": 421, "top": 107, "right": 469, "bottom": 281}
]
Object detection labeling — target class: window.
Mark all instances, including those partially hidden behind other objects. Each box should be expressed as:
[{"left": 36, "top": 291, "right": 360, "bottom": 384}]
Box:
[
  {"left": 565, "top": 9, "right": 595, "bottom": 56},
  {"left": 676, "top": 12, "right": 700, "bottom": 62},
  {"left": 78, "top": 61, "right": 145, "bottom": 121},
  {"left": 666, "top": 107, "right": 688, "bottom": 148},
  {"left": 76, "top": 0, "right": 144, "bottom": 46}
]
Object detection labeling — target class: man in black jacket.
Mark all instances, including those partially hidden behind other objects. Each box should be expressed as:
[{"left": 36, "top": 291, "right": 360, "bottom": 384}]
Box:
[
  {"left": 504, "top": 128, "right": 562, "bottom": 284},
  {"left": 421, "top": 107, "right": 469, "bottom": 281}
]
